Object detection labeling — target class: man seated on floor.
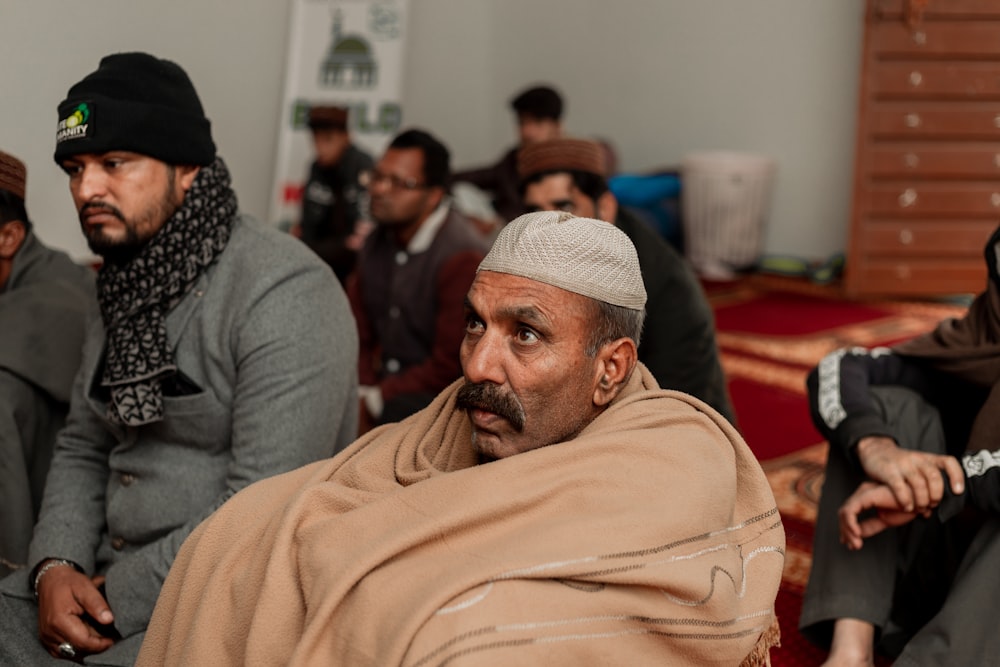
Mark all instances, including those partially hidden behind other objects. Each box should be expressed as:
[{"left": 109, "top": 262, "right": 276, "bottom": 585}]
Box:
[
  {"left": 518, "top": 136, "right": 735, "bottom": 422},
  {"left": 453, "top": 84, "right": 564, "bottom": 223},
  {"left": 0, "top": 52, "right": 359, "bottom": 667},
  {"left": 0, "top": 149, "right": 96, "bottom": 577},
  {"left": 349, "top": 128, "right": 490, "bottom": 429},
  {"left": 801, "top": 223, "right": 1000, "bottom": 666},
  {"left": 137, "top": 211, "right": 784, "bottom": 667}
]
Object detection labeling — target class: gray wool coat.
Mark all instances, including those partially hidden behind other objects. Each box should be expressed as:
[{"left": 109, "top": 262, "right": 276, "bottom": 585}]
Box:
[
  {"left": 0, "top": 232, "right": 96, "bottom": 576},
  {"left": 0, "top": 215, "right": 359, "bottom": 666}
]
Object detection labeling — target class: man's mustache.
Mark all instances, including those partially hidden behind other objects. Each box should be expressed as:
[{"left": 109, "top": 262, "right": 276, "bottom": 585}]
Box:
[
  {"left": 456, "top": 382, "right": 525, "bottom": 432},
  {"left": 80, "top": 201, "right": 125, "bottom": 224}
]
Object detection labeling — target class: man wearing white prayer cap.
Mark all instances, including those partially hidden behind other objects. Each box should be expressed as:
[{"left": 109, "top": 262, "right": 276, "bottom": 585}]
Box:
[{"left": 138, "top": 212, "right": 785, "bottom": 667}]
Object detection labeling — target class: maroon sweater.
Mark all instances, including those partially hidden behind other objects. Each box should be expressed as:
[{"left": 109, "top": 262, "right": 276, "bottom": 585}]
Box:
[{"left": 348, "top": 209, "right": 489, "bottom": 402}]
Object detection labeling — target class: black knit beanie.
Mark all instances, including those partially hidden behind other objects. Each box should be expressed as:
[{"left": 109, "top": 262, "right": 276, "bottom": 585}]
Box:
[{"left": 54, "top": 52, "right": 216, "bottom": 166}]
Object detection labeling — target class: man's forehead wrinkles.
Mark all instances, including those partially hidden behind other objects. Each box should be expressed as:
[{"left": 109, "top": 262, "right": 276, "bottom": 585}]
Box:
[
  {"left": 481, "top": 294, "right": 556, "bottom": 327},
  {"left": 499, "top": 304, "right": 543, "bottom": 321},
  {"left": 468, "top": 277, "right": 568, "bottom": 323}
]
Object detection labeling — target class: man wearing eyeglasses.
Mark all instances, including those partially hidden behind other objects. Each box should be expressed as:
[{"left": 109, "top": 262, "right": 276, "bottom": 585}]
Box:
[{"left": 348, "top": 129, "right": 490, "bottom": 429}]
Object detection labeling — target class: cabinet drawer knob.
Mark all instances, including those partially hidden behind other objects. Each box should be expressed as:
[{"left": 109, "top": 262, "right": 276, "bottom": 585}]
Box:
[
  {"left": 898, "top": 189, "right": 918, "bottom": 207},
  {"left": 909, "top": 71, "right": 923, "bottom": 87},
  {"left": 994, "top": 153, "right": 1000, "bottom": 168},
  {"left": 899, "top": 229, "right": 914, "bottom": 245},
  {"left": 905, "top": 113, "right": 921, "bottom": 128},
  {"left": 896, "top": 264, "right": 912, "bottom": 280},
  {"left": 992, "top": 193, "right": 1000, "bottom": 207},
  {"left": 912, "top": 30, "right": 927, "bottom": 45},
  {"left": 904, "top": 153, "right": 919, "bottom": 167}
]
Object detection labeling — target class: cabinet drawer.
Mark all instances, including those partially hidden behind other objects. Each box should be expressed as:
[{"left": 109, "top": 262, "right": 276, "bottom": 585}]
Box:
[
  {"left": 847, "top": 258, "right": 987, "bottom": 296},
  {"left": 869, "top": 105, "right": 1000, "bottom": 140},
  {"left": 874, "top": 0, "right": 1000, "bottom": 21},
  {"left": 869, "top": 145, "right": 1000, "bottom": 178},
  {"left": 856, "top": 220, "right": 996, "bottom": 255},
  {"left": 862, "top": 183, "right": 1000, "bottom": 216},
  {"left": 872, "top": 22, "right": 1000, "bottom": 60},
  {"left": 872, "top": 62, "right": 1000, "bottom": 99}
]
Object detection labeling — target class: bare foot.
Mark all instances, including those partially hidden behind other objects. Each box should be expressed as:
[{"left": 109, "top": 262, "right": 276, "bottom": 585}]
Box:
[
  {"left": 822, "top": 618, "right": 875, "bottom": 667},
  {"left": 821, "top": 650, "right": 874, "bottom": 667}
]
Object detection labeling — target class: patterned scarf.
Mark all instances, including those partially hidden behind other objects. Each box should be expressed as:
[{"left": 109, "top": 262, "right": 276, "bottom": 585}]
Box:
[{"left": 97, "top": 157, "right": 237, "bottom": 426}]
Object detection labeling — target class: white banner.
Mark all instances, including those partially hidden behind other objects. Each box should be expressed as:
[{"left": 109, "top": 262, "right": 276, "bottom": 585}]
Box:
[{"left": 269, "top": 0, "right": 409, "bottom": 230}]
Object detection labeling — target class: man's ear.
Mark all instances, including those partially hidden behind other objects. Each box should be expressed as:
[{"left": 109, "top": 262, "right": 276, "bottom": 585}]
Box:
[
  {"left": 596, "top": 191, "right": 618, "bottom": 224},
  {"left": 176, "top": 165, "right": 201, "bottom": 193},
  {"left": 0, "top": 220, "right": 26, "bottom": 259},
  {"left": 593, "top": 337, "right": 638, "bottom": 407}
]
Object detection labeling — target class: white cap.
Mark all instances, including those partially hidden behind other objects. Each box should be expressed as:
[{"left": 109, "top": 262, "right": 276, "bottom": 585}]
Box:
[{"left": 478, "top": 211, "right": 646, "bottom": 310}]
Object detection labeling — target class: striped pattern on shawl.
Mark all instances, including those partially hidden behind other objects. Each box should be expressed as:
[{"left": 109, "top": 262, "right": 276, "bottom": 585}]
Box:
[{"left": 138, "top": 365, "right": 784, "bottom": 666}]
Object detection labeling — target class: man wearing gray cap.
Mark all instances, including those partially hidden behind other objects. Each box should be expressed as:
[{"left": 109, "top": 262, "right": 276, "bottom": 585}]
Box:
[
  {"left": 138, "top": 211, "right": 784, "bottom": 667},
  {"left": 0, "top": 52, "right": 359, "bottom": 666}
]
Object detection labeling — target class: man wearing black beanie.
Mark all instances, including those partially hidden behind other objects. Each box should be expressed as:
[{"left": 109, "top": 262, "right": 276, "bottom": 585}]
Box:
[{"left": 0, "top": 52, "right": 360, "bottom": 665}]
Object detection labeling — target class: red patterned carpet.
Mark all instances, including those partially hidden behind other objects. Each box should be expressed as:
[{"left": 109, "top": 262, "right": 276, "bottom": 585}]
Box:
[{"left": 707, "top": 279, "right": 969, "bottom": 666}]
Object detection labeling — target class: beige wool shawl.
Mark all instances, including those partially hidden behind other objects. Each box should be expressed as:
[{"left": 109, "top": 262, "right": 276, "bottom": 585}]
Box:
[{"left": 138, "top": 365, "right": 784, "bottom": 666}]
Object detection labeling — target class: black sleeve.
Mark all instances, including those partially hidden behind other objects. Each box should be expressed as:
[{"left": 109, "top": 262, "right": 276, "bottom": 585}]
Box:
[
  {"left": 807, "top": 347, "right": 938, "bottom": 461},
  {"left": 939, "top": 449, "right": 1000, "bottom": 520}
]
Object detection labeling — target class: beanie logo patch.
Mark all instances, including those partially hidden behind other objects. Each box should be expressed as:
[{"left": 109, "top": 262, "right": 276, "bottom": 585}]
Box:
[{"left": 56, "top": 102, "right": 92, "bottom": 144}]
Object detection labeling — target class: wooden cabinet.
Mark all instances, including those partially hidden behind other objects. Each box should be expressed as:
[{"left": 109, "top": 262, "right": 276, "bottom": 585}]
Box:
[{"left": 846, "top": 0, "right": 1000, "bottom": 297}]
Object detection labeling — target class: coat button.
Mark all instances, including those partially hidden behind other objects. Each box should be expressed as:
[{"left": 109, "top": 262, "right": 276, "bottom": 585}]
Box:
[
  {"left": 121, "top": 473, "right": 136, "bottom": 487},
  {"left": 111, "top": 537, "right": 126, "bottom": 550}
]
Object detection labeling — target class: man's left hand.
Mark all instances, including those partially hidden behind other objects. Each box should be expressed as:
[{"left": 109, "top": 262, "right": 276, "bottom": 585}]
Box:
[{"left": 839, "top": 481, "right": 928, "bottom": 550}]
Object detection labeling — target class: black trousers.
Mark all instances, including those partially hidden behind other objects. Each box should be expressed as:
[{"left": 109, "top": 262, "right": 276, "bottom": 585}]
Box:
[{"left": 799, "top": 386, "right": 994, "bottom": 665}]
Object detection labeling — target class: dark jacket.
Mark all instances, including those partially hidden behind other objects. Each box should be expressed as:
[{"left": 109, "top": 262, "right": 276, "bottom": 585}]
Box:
[
  {"left": 453, "top": 146, "right": 526, "bottom": 224},
  {"left": 807, "top": 223, "right": 1000, "bottom": 521},
  {"left": 0, "top": 232, "right": 96, "bottom": 576},
  {"left": 617, "top": 209, "right": 735, "bottom": 422},
  {"left": 299, "top": 143, "right": 374, "bottom": 283}
]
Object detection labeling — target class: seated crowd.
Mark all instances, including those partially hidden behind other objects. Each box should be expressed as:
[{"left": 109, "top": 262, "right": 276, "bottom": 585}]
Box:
[{"left": 0, "top": 51, "right": 792, "bottom": 665}]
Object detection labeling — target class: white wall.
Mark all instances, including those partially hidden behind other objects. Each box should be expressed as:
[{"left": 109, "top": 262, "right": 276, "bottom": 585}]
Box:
[
  {"left": 0, "top": 0, "right": 292, "bottom": 261},
  {"left": 1, "top": 0, "right": 864, "bottom": 262}
]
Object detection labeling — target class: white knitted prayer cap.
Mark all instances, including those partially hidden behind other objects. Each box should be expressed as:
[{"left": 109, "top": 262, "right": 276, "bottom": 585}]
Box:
[{"left": 478, "top": 211, "right": 646, "bottom": 310}]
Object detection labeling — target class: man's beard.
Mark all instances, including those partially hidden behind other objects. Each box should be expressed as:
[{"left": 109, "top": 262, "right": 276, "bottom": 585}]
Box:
[
  {"left": 81, "top": 202, "right": 145, "bottom": 264},
  {"left": 80, "top": 195, "right": 179, "bottom": 265},
  {"left": 81, "top": 167, "right": 180, "bottom": 265},
  {"left": 455, "top": 381, "right": 526, "bottom": 431}
]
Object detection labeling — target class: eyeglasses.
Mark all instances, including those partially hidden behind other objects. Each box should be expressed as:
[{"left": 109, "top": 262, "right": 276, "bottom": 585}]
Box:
[{"left": 364, "top": 169, "right": 427, "bottom": 192}]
